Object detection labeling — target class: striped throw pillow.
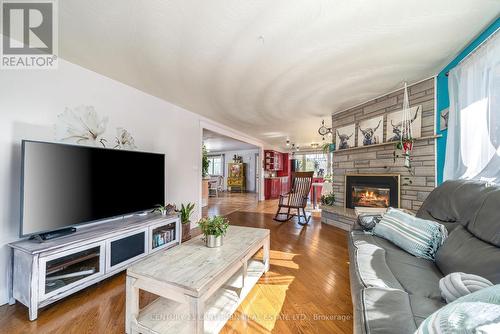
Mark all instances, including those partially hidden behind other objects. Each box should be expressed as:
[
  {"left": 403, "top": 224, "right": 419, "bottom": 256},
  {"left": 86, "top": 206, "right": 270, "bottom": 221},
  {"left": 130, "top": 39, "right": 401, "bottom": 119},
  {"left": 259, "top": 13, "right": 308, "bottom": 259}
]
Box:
[{"left": 372, "top": 208, "right": 448, "bottom": 261}]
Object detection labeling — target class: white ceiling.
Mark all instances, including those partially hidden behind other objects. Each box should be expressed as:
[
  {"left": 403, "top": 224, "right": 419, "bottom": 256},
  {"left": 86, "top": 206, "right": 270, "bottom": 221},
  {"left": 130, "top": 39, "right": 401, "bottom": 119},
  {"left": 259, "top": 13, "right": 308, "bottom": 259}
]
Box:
[
  {"left": 59, "top": 0, "right": 500, "bottom": 149},
  {"left": 203, "top": 129, "right": 258, "bottom": 152}
]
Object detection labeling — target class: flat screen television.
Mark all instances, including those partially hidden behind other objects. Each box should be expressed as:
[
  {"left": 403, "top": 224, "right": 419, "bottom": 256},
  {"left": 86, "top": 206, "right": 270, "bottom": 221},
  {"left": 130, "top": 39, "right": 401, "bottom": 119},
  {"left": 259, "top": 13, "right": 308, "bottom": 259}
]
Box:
[{"left": 20, "top": 140, "right": 165, "bottom": 237}]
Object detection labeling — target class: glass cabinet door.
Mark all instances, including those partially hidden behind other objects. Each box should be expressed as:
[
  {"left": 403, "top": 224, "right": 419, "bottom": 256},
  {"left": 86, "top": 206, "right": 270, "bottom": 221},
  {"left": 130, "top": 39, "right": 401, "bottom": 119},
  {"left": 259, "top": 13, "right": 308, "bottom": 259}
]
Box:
[
  {"left": 41, "top": 243, "right": 105, "bottom": 299},
  {"left": 151, "top": 222, "right": 177, "bottom": 251}
]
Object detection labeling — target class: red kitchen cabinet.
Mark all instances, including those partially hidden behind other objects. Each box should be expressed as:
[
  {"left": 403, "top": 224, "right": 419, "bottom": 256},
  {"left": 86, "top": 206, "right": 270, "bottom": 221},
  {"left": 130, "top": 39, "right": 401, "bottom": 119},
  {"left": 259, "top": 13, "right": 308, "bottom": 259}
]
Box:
[
  {"left": 264, "top": 177, "right": 290, "bottom": 200},
  {"left": 272, "top": 179, "right": 281, "bottom": 198},
  {"left": 264, "top": 150, "right": 283, "bottom": 171},
  {"left": 264, "top": 178, "right": 281, "bottom": 200},
  {"left": 276, "top": 153, "right": 290, "bottom": 177}
]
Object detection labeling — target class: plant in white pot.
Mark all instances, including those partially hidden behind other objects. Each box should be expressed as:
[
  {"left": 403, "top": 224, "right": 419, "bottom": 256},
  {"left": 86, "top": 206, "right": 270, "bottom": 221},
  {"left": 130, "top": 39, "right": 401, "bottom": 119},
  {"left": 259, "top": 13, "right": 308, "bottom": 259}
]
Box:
[{"left": 198, "top": 215, "right": 229, "bottom": 248}]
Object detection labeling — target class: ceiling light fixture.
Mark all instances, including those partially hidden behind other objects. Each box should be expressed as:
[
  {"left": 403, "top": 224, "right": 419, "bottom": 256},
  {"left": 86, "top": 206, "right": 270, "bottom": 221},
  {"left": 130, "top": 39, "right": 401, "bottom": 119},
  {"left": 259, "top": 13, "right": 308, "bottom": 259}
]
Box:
[{"left": 286, "top": 139, "right": 290, "bottom": 146}]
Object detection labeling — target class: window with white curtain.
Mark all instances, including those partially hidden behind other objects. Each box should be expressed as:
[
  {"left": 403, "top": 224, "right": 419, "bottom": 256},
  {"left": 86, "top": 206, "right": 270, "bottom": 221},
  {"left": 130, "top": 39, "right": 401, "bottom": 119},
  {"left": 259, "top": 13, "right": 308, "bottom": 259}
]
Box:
[
  {"left": 444, "top": 30, "right": 500, "bottom": 183},
  {"left": 207, "top": 155, "right": 223, "bottom": 176}
]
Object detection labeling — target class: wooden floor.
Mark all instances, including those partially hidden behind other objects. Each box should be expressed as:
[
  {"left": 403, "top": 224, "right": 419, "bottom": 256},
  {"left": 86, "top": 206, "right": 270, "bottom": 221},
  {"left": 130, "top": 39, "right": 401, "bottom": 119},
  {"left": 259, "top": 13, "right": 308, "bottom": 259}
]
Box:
[
  {"left": 202, "top": 191, "right": 259, "bottom": 217},
  {"left": 0, "top": 199, "right": 353, "bottom": 334}
]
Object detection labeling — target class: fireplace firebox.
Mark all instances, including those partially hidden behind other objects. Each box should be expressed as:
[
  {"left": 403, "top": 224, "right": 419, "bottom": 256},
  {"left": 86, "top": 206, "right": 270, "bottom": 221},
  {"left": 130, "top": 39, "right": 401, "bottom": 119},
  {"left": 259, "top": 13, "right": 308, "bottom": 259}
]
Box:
[{"left": 345, "top": 174, "right": 399, "bottom": 209}]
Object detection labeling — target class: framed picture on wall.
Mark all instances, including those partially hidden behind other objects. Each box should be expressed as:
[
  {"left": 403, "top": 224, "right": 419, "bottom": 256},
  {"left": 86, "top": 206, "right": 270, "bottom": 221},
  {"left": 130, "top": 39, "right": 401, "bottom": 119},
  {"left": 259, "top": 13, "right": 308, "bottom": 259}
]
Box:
[
  {"left": 440, "top": 107, "right": 449, "bottom": 131},
  {"left": 357, "top": 116, "right": 383, "bottom": 146},
  {"left": 386, "top": 105, "right": 422, "bottom": 142},
  {"left": 335, "top": 124, "right": 355, "bottom": 150}
]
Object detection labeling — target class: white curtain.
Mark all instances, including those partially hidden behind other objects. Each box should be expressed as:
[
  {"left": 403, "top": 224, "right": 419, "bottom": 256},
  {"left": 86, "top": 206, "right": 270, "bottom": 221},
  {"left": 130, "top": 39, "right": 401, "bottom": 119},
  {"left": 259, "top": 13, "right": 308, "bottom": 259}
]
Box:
[{"left": 444, "top": 30, "right": 500, "bottom": 182}]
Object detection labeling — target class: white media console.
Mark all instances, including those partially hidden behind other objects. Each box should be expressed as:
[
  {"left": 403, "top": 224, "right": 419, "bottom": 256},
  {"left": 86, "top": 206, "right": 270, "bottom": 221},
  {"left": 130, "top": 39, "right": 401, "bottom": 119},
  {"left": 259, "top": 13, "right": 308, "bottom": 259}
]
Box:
[{"left": 8, "top": 213, "right": 181, "bottom": 321}]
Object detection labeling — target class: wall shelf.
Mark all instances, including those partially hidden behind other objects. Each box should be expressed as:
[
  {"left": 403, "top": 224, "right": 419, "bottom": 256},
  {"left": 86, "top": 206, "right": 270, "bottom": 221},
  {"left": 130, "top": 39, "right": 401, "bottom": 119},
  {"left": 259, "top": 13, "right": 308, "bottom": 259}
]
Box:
[{"left": 333, "top": 135, "right": 442, "bottom": 154}]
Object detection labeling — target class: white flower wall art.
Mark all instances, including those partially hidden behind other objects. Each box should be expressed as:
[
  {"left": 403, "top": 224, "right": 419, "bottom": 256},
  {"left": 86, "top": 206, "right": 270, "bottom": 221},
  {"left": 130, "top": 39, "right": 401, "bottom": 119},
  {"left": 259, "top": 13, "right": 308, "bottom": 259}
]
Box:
[
  {"left": 114, "top": 127, "right": 137, "bottom": 150},
  {"left": 56, "top": 106, "right": 108, "bottom": 147}
]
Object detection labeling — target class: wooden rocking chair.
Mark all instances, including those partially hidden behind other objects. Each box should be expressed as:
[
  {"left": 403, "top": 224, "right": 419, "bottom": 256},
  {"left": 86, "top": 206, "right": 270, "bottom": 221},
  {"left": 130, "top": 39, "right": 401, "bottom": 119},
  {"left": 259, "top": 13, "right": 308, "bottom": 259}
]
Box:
[{"left": 273, "top": 171, "right": 314, "bottom": 224}]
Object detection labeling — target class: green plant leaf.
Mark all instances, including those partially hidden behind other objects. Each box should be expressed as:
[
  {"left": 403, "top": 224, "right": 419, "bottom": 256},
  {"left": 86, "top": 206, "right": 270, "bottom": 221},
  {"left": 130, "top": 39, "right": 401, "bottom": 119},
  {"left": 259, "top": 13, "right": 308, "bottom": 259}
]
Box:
[{"left": 198, "top": 215, "right": 229, "bottom": 237}]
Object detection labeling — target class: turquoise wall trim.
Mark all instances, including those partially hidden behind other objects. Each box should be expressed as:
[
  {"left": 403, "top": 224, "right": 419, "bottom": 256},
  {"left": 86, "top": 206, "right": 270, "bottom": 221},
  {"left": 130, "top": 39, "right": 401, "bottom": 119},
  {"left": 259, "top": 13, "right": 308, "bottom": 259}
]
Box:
[{"left": 435, "top": 18, "right": 500, "bottom": 184}]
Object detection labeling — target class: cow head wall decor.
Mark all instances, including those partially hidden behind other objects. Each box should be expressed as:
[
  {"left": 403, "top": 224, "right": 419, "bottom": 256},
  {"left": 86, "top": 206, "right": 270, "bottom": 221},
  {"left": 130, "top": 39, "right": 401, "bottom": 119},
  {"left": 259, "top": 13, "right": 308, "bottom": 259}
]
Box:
[
  {"left": 388, "top": 106, "right": 421, "bottom": 142},
  {"left": 359, "top": 119, "right": 381, "bottom": 146},
  {"left": 336, "top": 130, "right": 354, "bottom": 149}
]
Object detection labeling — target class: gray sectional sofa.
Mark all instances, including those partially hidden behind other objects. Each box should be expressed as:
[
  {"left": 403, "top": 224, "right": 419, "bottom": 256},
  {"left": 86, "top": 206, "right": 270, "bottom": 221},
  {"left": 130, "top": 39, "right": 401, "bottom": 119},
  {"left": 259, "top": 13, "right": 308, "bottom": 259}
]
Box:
[{"left": 348, "top": 180, "right": 500, "bottom": 334}]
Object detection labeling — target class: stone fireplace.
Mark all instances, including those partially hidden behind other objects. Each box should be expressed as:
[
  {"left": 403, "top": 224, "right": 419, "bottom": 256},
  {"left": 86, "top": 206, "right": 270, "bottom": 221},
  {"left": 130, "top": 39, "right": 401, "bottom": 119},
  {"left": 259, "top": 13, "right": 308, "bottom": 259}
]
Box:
[
  {"left": 321, "top": 79, "right": 436, "bottom": 231},
  {"left": 345, "top": 174, "right": 400, "bottom": 209}
]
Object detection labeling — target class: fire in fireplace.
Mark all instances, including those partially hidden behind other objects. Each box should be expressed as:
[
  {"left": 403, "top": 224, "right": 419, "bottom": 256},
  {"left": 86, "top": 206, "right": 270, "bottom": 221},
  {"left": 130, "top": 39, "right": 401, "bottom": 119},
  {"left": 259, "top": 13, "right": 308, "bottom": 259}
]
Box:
[
  {"left": 345, "top": 174, "right": 399, "bottom": 209},
  {"left": 352, "top": 186, "right": 390, "bottom": 208}
]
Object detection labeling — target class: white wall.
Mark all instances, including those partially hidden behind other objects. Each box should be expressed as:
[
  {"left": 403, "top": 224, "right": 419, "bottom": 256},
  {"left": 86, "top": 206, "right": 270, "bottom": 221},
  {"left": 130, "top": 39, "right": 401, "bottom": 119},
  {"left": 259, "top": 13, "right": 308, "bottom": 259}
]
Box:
[
  {"left": 0, "top": 59, "right": 265, "bottom": 306},
  {"left": 212, "top": 149, "right": 260, "bottom": 192}
]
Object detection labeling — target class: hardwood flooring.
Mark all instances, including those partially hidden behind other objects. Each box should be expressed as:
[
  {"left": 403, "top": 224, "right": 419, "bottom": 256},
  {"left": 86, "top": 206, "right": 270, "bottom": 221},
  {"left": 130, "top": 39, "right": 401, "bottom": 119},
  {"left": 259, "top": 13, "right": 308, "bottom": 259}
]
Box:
[
  {"left": 0, "top": 199, "right": 353, "bottom": 334},
  {"left": 202, "top": 191, "right": 259, "bottom": 217}
]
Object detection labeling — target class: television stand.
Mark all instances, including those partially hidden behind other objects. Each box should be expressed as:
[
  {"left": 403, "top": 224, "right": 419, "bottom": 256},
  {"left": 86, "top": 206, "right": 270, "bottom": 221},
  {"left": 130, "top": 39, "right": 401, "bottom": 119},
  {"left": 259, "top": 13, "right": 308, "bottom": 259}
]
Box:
[
  {"left": 9, "top": 213, "right": 181, "bottom": 321},
  {"left": 29, "top": 227, "right": 77, "bottom": 242}
]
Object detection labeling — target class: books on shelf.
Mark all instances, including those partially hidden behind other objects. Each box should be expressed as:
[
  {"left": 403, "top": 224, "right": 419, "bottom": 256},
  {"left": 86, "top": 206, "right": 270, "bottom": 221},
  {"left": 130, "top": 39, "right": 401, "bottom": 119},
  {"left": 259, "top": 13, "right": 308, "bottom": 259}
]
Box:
[{"left": 152, "top": 226, "right": 176, "bottom": 248}]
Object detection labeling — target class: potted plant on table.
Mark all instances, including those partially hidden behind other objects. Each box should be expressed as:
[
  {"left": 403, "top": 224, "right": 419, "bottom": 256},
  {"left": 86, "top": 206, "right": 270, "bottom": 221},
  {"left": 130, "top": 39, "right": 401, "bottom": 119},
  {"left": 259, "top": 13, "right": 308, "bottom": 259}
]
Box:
[
  {"left": 198, "top": 215, "right": 229, "bottom": 248},
  {"left": 152, "top": 203, "right": 177, "bottom": 216},
  {"left": 179, "top": 203, "right": 195, "bottom": 241}
]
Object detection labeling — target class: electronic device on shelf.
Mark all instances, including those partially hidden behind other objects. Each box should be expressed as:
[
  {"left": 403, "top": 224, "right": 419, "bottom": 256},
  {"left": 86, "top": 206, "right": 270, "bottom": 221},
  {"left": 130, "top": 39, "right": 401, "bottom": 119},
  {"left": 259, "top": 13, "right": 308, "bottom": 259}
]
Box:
[{"left": 45, "top": 269, "right": 96, "bottom": 281}]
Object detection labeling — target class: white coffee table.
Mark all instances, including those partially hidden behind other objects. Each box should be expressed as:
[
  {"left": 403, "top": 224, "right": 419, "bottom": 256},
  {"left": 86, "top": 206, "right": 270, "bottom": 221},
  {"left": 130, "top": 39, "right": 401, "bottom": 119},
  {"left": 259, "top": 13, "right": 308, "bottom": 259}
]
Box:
[{"left": 125, "top": 225, "right": 270, "bottom": 334}]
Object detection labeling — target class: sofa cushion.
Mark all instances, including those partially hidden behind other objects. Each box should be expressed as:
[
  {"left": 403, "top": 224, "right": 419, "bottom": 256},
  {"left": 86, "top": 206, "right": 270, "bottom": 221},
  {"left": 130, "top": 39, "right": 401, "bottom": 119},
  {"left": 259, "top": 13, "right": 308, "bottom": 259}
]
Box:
[
  {"left": 416, "top": 180, "right": 491, "bottom": 226},
  {"left": 436, "top": 225, "right": 500, "bottom": 284},
  {"left": 349, "top": 232, "right": 445, "bottom": 334},
  {"left": 416, "top": 180, "right": 464, "bottom": 223},
  {"left": 408, "top": 294, "right": 446, "bottom": 326},
  {"left": 351, "top": 232, "right": 443, "bottom": 299},
  {"left": 350, "top": 232, "right": 403, "bottom": 290},
  {"left": 384, "top": 247, "right": 443, "bottom": 300},
  {"left": 361, "top": 287, "right": 417, "bottom": 334},
  {"left": 467, "top": 186, "right": 500, "bottom": 246}
]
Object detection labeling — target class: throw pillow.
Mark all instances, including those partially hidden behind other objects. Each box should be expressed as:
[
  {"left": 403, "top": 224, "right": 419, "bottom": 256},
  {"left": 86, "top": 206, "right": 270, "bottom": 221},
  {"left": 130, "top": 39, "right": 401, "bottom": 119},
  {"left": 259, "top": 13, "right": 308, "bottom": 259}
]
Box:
[
  {"left": 440, "top": 272, "right": 493, "bottom": 303},
  {"left": 357, "top": 214, "right": 382, "bottom": 231},
  {"left": 372, "top": 207, "right": 448, "bottom": 261},
  {"left": 416, "top": 284, "right": 500, "bottom": 334}
]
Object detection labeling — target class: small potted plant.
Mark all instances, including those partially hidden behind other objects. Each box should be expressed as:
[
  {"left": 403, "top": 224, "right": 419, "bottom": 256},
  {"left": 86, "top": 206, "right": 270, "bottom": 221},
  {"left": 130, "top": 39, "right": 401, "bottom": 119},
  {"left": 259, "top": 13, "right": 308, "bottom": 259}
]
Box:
[
  {"left": 321, "top": 193, "right": 335, "bottom": 206},
  {"left": 198, "top": 215, "right": 229, "bottom": 248},
  {"left": 179, "top": 203, "right": 195, "bottom": 241},
  {"left": 152, "top": 203, "right": 176, "bottom": 216}
]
